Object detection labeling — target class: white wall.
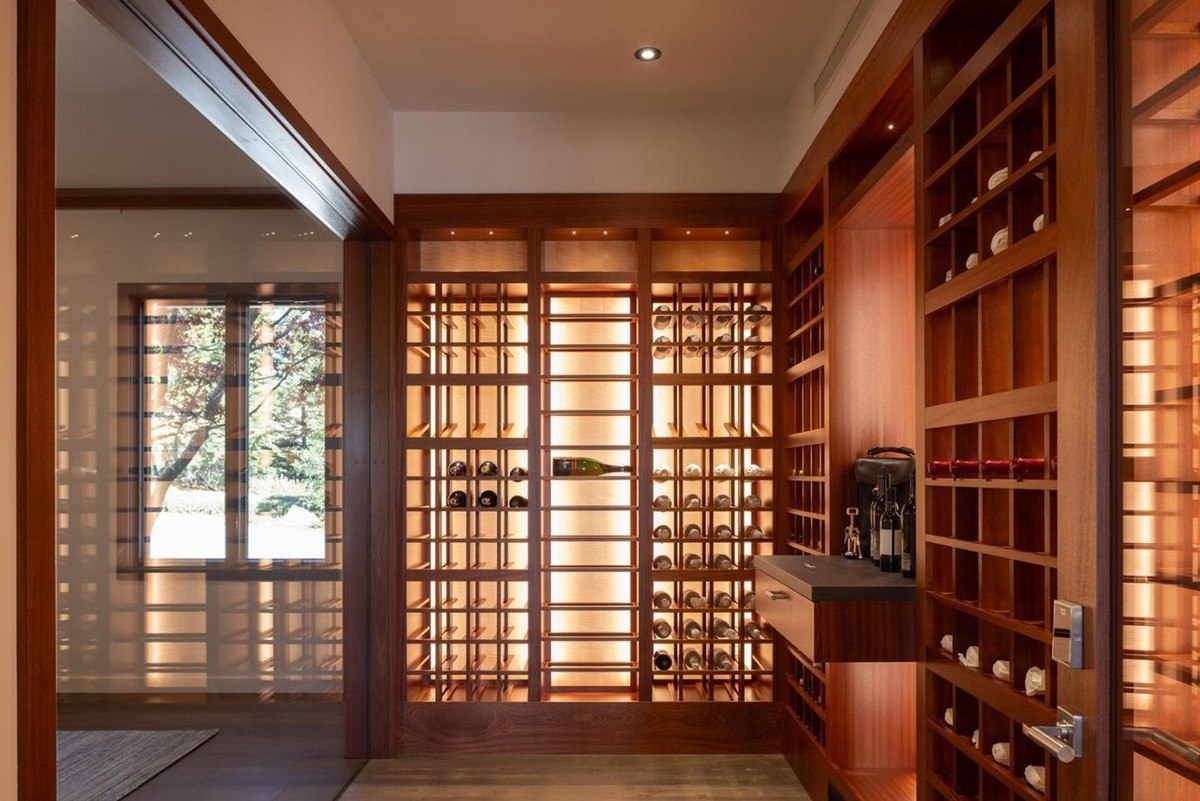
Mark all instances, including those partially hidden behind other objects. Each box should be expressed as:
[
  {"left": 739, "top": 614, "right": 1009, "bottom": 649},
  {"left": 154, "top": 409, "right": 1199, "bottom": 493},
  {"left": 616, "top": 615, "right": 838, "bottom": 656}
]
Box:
[
  {"left": 780, "top": 0, "right": 904, "bottom": 178},
  {"left": 393, "top": 110, "right": 785, "bottom": 194},
  {"left": 206, "top": 0, "right": 395, "bottom": 221},
  {"left": 0, "top": 0, "right": 17, "bottom": 793},
  {"left": 56, "top": 208, "right": 344, "bottom": 694}
]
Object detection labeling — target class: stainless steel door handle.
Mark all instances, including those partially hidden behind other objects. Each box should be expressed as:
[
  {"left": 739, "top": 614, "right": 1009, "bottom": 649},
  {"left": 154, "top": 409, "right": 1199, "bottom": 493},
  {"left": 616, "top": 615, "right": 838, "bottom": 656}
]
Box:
[
  {"left": 1128, "top": 727, "right": 1200, "bottom": 765},
  {"left": 1023, "top": 707, "right": 1083, "bottom": 763},
  {"left": 766, "top": 590, "right": 789, "bottom": 600}
]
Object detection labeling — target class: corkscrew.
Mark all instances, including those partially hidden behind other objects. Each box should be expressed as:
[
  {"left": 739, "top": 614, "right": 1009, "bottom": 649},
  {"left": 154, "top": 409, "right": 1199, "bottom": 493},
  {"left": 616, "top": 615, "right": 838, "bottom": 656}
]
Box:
[{"left": 843, "top": 506, "right": 862, "bottom": 559}]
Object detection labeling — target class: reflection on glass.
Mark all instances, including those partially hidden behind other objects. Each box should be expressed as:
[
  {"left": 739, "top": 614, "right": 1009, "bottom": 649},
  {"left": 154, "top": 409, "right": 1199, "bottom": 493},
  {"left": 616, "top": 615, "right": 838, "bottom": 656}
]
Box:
[
  {"left": 247, "top": 301, "right": 329, "bottom": 561},
  {"left": 143, "top": 299, "right": 226, "bottom": 560}
]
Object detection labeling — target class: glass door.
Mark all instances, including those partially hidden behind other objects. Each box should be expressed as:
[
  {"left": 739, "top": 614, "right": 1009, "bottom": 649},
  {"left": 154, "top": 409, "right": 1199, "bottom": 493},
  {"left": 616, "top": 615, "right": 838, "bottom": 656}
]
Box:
[{"left": 1117, "top": 0, "right": 1200, "bottom": 793}]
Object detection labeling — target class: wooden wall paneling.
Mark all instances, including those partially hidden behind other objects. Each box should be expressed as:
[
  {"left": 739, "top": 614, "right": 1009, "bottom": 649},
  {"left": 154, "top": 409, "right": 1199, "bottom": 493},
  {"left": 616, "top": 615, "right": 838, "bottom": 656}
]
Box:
[
  {"left": 398, "top": 702, "right": 782, "bottom": 754},
  {"left": 76, "top": 0, "right": 393, "bottom": 241},
  {"left": 1054, "top": 0, "right": 1112, "bottom": 798},
  {"left": 827, "top": 662, "right": 919, "bottom": 770},
  {"left": 55, "top": 186, "right": 296, "bottom": 210},
  {"left": 17, "top": 0, "right": 58, "bottom": 797}
]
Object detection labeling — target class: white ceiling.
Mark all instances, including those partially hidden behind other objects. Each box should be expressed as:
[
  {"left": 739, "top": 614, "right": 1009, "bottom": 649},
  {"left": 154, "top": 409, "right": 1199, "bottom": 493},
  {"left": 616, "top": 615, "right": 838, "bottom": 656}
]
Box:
[
  {"left": 55, "top": 0, "right": 270, "bottom": 188},
  {"left": 332, "top": 0, "right": 837, "bottom": 112}
]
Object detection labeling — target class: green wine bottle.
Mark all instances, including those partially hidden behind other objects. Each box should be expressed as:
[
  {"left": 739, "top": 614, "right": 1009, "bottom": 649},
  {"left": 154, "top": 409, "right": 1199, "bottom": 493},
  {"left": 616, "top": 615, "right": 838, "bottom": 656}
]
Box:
[{"left": 551, "top": 457, "right": 631, "bottom": 477}]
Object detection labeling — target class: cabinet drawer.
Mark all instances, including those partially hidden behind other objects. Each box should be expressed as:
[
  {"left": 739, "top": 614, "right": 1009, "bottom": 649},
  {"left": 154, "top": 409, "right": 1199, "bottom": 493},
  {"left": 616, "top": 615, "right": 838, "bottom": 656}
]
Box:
[{"left": 756, "top": 572, "right": 818, "bottom": 660}]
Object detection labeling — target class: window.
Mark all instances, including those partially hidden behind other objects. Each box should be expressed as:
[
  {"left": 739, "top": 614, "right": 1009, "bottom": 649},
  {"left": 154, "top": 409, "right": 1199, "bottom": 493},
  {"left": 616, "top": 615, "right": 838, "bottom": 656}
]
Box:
[{"left": 120, "top": 284, "right": 342, "bottom": 570}]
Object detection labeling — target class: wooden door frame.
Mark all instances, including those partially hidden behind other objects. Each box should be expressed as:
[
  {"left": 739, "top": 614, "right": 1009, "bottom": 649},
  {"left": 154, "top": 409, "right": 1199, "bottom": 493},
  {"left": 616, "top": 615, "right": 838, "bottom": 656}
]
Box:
[{"left": 17, "top": 0, "right": 396, "bottom": 795}]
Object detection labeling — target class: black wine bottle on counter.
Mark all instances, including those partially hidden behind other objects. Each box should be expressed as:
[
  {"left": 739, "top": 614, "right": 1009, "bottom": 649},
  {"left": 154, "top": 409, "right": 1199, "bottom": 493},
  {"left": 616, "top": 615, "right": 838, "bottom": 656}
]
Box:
[
  {"left": 477, "top": 490, "right": 498, "bottom": 508},
  {"left": 447, "top": 490, "right": 468, "bottom": 508},
  {"left": 901, "top": 493, "right": 916, "bottom": 579},
  {"left": 879, "top": 486, "right": 900, "bottom": 573}
]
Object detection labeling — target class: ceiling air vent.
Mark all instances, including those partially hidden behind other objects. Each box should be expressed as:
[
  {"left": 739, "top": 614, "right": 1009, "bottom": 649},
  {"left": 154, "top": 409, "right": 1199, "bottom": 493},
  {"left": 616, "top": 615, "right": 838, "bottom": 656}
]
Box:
[{"left": 813, "top": 0, "right": 878, "bottom": 103}]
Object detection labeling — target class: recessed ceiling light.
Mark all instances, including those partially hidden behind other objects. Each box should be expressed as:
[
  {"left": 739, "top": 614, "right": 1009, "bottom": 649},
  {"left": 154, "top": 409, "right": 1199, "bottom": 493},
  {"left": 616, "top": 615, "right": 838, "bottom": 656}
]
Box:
[
  {"left": 571, "top": 230, "right": 577, "bottom": 236},
  {"left": 450, "top": 230, "right": 456, "bottom": 236},
  {"left": 886, "top": 122, "right": 896, "bottom": 131},
  {"left": 602, "top": 230, "right": 609, "bottom": 236},
  {"left": 724, "top": 230, "right": 731, "bottom": 236},
  {"left": 685, "top": 230, "right": 692, "bottom": 236},
  {"left": 488, "top": 230, "right": 495, "bottom": 236},
  {"left": 635, "top": 46, "right": 662, "bottom": 62}
]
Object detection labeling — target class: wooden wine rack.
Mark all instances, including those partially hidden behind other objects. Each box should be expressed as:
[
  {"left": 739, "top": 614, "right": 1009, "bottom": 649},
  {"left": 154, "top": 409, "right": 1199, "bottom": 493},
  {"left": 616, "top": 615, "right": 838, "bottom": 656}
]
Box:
[
  {"left": 400, "top": 225, "right": 777, "bottom": 706},
  {"left": 918, "top": 2, "right": 1061, "bottom": 800}
]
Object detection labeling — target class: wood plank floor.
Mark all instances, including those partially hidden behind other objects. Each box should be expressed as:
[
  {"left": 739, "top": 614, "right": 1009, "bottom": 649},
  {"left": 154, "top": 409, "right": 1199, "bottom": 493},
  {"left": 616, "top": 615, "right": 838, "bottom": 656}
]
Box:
[
  {"left": 341, "top": 754, "right": 812, "bottom": 800},
  {"left": 58, "top": 697, "right": 364, "bottom": 801}
]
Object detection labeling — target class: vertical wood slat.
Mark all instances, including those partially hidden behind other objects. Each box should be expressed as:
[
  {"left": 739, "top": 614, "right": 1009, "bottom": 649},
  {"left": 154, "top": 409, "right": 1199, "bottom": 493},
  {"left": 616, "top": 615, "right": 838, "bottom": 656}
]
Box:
[
  {"left": 16, "top": 0, "right": 58, "bottom": 796},
  {"left": 637, "top": 229, "right": 654, "bottom": 700},
  {"left": 528, "top": 228, "right": 543, "bottom": 701}
]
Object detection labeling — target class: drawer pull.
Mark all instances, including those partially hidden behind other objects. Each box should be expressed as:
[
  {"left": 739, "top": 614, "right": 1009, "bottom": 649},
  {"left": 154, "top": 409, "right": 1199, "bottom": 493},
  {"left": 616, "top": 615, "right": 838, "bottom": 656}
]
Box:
[{"left": 767, "top": 590, "right": 789, "bottom": 601}]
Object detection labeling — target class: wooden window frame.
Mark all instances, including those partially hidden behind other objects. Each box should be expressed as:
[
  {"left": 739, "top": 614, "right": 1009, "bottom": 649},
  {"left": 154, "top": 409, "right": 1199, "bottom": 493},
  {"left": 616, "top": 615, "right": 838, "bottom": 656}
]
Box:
[{"left": 116, "top": 281, "right": 342, "bottom": 581}]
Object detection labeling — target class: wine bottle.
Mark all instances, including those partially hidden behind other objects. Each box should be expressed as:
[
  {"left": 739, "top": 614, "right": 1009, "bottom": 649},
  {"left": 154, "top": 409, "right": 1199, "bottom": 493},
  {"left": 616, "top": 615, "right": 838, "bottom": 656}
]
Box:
[
  {"left": 714, "top": 333, "right": 734, "bottom": 356},
  {"left": 447, "top": 490, "right": 468, "bottom": 508},
  {"left": 879, "top": 486, "right": 900, "bottom": 572},
  {"left": 683, "top": 493, "right": 702, "bottom": 508},
  {"left": 478, "top": 460, "right": 499, "bottom": 476},
  {"left": 713, "top": 649, "right": 736, "bottom": 670},
  {"left": 714, "top": 494, "right": 732, "bottom": 508},
  {"left": 652, "top": 554, "right": 673, "bottom": 570},
  {"left": 683, "top": 334, "right": 702, "bottom": 357},
  {"left": 710, "top": 619, "right": 736, "bottom": 640},
  {"left": 683, "top": 523, "right": 703, "bottom": 540},
  {"left": 744, "top": 494, "right": 763, "bottom": 508},
  {"left": 682, "top": 306, "right": 702, "bottom": 329},
  {"left": 652, "top": 304, "right": 673, "bottom": 330},
  {"left": 714, "top": 463, "right": 734, "bottom": 477},
  {"left": 682, "top": 589, "right": 706, "bottom": 609},
  {"left": 652, "top": 465, "right": 671, "bottom": 481},
  {"left": 681, "top": 618, "right": 703, "bottom": 639},
  {"left": 743, "top": 620, "right": 764, "bottom": 639},
  {"left": 478, "top": 490, "right": 498, "bottom": 508},
  {"left": 713, "top": 524, "right": 733, "bottom": 540},
  {"left": 653, "top": 649, "right": 673, "bottom": 671},
  {"left": 683, "top": 462, "right": 703, "bottom": 477},
  {"left": 552, "top": 457, "right": 631, "bottom": 477},
  {"left": 746, "top": 303, "right": 768, "bottom": 326},
  {"left": 712, "top": 553, "right": 734, "bottom": 570},
  {"left": 507, "top": 494, "right": 528, "bottom": 508},
  {"left": 869, "top": 473, "right": 889, "bottom": 565},
  {"left": 652, "top": 618, "right": 672, "bottom": 639},
  {"left": 744, "top": 334, "right": 764, "bottom": 356},
  {"left": 1011, "top": 456, "right": 1046, "bottom": 480},
  {"left": 681, "top": 648, "right": 703, "bottom": 670},
  {"left": 744, "top": 524, "right": 765, "bottom": 540},
  {"left": 448, "top": 460, "right": 468, "bottom": 477},
  {"left": 745, "top": 463, "right": 765, "bottom": 477},
  {"left": 653, "top": 524, "right": 673, "bottom": 540},
  {"left": 653, "top": 494, "right": 672, "bottom": 509},
  {"left": 713, "top": 590, "right": 734, "bottom": 609},
  {"left": 508, "top": 466, "right": 528, "bottom": 480},
  {"left": 652, "top": 336, "right": 672, "bottom": 360},
  {"left": 714, "top": 305, "right": 733, "bottom": 327},
  {"left": 652, "top": 590, "right": 673, "bottom": 609},
  {"left": 901, "top": 493, "right": 916, "bottom": 579},
  {"left": 742, "top": 591, "right": 756, "bottom": 610},
  {"left": 743, "top": 554, "right": 755, "bottom": 570},
  {"left": 682, "top": 553, "right": 704, "bottom": 570}
]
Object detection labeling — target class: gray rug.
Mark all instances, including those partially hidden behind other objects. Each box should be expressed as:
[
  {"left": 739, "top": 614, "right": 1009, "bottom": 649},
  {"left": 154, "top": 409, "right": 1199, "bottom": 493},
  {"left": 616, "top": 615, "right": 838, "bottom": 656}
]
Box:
[{"left": 57, "top": 729, "right": 218, "bottom": 801}]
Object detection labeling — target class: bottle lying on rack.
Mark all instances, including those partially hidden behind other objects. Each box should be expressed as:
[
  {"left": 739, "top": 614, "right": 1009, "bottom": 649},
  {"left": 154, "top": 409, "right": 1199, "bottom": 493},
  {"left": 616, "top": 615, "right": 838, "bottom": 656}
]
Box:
[
  {"left": 712, "top": 649, "right": 736, "bottom": 670},
  {"left": 715, "top": 494, "right": 732, "bottom": 508},
  {"left": 653, "top": 305, "right": 673, "bottom": 330},
  {"left": 743, "top": 620, "right": 764, "bottom": 639},
  {"left": 682, "top": 590, "right": 706, "bottom": 609},
  {"left": 448, "top": 460, "right": 468, "bottom": 477},
  {"left": 682, "top": 618, "right": 703, "bottom": 639},
  {"left": 652, "top": 618, "right": 673, "bottom": 639},
  {"left": 681, "top": 649, "right": 703, "bottom": 670},
  {"left": 653, "top": 336, "right": 672, "bottom": 359},
  {"left": 710, "top": 619, "right": 737, "bottom": 639},
  {"left": 742, "top": 591, "right": 755, "bottom": 610},
  {"left": 713, "top": 591, "right": 734, "bottom": 609},
  {"left": 653, "top": 524, "right": 673, "bottom": 540},
  {"left": 683, "top": 523, "right": 703, "bottom": 540},
  {"left": 653, "top": 494, "right": 673, "bottom": 508},
  {"left": 509, "top": 466, "right": 529, "bottom": 480},
  {"left": 744, "top": 494, "right": 763, "bottom": 508},
  {"left": 652, "top": 555, "right": 673, "bottom": 570},
  {"left": 744, "top": 524, "right": 765, "bottom": 540},
  {"left": 682, "top": 553, "right": 704, "bottom": 570},
  {"left": 712, "top": 554, "right": 735, "bottom": 570},
  {"left": 478, "top": 460, "right": 499, "bottom": 476},
  {"left": 713, "top": 524, "right": 734, "bottom": 540},
  {"left": 508, "top": 494, "right": 528, "bottom": 508},
  {"left": 447, "top": 490, "right": 468, "bottom": 508},
  {"left": 653, "top": 649, "right": 673, "bottom": 670},
  {"left": 552, "top": 457, "right": 632, "bottom": 477},
  {"left": 478, "top": 490, "right": 499, "bottom": 508},
  {"left": 652, "top": 590, "right": 674, "bottom": 610},
  {"left": 683, "top": 493, "right": 702, "bottom": 508}
]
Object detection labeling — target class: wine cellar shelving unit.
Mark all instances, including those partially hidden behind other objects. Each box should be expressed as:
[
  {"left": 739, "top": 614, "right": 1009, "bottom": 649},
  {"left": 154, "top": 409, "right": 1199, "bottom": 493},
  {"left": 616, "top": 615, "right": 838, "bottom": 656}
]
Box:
[
  {"left": 918, "top": 2, "right": 1061, "bottom": 799},
  {"left": 401, "top": 225, "right": 777, "bottom": 705},
  {"left": 1118, "top": 0, "right": 1200, "bottom": 791}
]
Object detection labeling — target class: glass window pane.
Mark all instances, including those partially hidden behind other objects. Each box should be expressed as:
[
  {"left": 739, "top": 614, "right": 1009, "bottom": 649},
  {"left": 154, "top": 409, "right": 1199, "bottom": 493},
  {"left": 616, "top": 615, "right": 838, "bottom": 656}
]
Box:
[
  {"left": 247, "top": 301, "right": 330, "bottom": 561},
  {"left": 143, "top": 299, "right": 227, "bottom": 560}
]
